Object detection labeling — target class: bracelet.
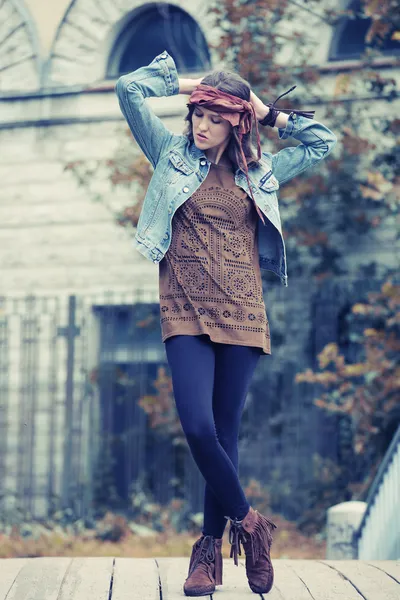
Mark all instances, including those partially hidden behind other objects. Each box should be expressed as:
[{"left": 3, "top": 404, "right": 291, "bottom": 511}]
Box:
[
  {"left": 258, "top": 85, "right": 316, "bottom": 128},
  {"left": 259, "top": 104, "right": 280, "bottom": 128}
]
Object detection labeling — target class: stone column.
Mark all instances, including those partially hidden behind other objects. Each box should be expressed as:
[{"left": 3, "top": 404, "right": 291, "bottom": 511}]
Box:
[{"left": 326, "top": 501, "right": 367, "bottom": 559}]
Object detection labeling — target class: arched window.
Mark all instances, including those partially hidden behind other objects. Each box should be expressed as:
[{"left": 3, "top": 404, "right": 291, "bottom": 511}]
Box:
[
  {"left": 107, "top": 3, "right": 211, "bottom": 78},
  {"left": 329, "top": 0, "right": 400, "bottom": 61}
]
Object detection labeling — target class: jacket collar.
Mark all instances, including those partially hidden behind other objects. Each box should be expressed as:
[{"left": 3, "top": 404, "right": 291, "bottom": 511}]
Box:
[{"left": 187, "top": 139, "right": 270, "bottom": 180}]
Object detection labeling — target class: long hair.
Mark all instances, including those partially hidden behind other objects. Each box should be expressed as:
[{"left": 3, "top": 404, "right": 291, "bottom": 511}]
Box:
[{"left": 183, "top": 70, "right": 261, "bottom": 170}]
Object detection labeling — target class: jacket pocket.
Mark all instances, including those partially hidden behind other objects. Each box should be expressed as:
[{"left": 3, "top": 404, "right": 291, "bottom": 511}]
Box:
[
  {"left": 259, "top": 171, "right": 280, "bottom": 192},
  {"left": 168, "top": 150, "right": 194, "bottom": 175}
]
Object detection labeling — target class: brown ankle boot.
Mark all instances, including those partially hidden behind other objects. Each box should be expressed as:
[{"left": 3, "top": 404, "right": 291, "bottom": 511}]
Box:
[
  {"left": 225, "top": 507, "right": 277, "bottom": 594},
  {"left": 183, "top": 534, "right": 223, "bottom": 596}
]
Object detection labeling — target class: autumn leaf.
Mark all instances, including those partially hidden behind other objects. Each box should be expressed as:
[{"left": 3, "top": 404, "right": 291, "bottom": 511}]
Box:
[
  {"left": 333, "top": 74, "right": 352, "bottom": 96},
  {"left": 364, "top": 328, "right": 378, "bottom": 337},
  {"left": 341, "top": 129, "right": 375, "bottom": 155},
  {"left": 317, "top": 372, "right": 339, "bottom": 386},
  {"left": 360, "top": 171, "right": 393, "bottom": 201},
  {"left": 318, "top": 343, "right": 339, "bottom": 369},
  {"left": 382, "top": 281, "right": 399, "bottom": 298},
  {"left": 362, "top": 0, "right": 390, "bottom": 18},
  {"left": 352, "top": 303, "right": 368, "bottom": 315},
  {"left": 359, "top": 184, "right": 384, "bottom": 201},
  {"left": 365, "top": 20, "right": 392, "bottom": 44},
  {"left": 295, "top": 369, "right": 314, "bottom": 383},
  {"left": 342, "top": 363, "right": 367, "bottom": 377},
  {"left": 136, "top": 315, "right": 157, "bottom": 329}
]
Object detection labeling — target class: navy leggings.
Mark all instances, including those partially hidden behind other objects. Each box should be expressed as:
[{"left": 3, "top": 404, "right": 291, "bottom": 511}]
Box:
[{"left": 164, "top": 334, "right": 262, "bottom": 538}]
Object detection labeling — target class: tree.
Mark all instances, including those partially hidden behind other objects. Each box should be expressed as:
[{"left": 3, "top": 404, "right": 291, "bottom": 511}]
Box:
[
  {"left": 295, "top": 275, "right": 399, "bottom": 524},
  {"left": 206, "top": 0, "right": 399, "bottom": 525},
  {"left": 209, "top": 0, "right": 399, "bottom": 280}
]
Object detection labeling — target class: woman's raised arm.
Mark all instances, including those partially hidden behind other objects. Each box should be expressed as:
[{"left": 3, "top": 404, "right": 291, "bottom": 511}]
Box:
[
  {"left": 178, "top": 77, "right": 203, "bottom": 95},
  {"left": 115, "top": 51, "right": 181, "bottom": 168}
]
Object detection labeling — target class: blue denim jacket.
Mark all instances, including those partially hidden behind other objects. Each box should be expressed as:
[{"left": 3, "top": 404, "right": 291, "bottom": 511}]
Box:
[{"left": 115, "top": 51, "right": 337, "bottom": 286}]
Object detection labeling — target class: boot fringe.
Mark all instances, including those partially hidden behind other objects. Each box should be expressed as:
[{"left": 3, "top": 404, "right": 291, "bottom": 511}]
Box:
[
  {"left": 248, "top": 514, "right": 277, "bottom": 566},
  {"left": 227, "top": 512, "right": 277, "bottom": 567},
  {"left": 228, "top": 521, "right": 245, "bottom": 566}
]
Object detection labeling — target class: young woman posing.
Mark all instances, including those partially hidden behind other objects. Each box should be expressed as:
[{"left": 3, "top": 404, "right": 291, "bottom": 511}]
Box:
[{"left": 115, "top": 50, "right": 336, "bottom": 596}]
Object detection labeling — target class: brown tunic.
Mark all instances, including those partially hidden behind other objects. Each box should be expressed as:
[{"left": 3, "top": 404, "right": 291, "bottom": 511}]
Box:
[{"left": 158, "top": 160, "right": 271, "bottom": 355}]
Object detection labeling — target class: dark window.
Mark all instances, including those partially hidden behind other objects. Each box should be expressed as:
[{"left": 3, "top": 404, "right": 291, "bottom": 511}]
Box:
[
  {"left": 329, "top": 0, "right": 400, "bottom": 61},
  {"left": 92, "top": 303, "right": 170, "bottom": 507},
  {"left": 107, "top": 3, "right": 210, "bottom": 78}
]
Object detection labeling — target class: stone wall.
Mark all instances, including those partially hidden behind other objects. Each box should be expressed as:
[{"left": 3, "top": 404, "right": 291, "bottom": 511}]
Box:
[{"left": 0, "top": 90, "right": 193, "bottom": 294}]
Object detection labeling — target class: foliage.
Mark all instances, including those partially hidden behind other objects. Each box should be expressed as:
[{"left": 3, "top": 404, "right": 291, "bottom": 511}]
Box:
[
  {"left": 0, "top": 480, "right": 325, "bottom": 559},
  {"left": 209, "top": 0, "right": 399, "bottom": 279},
  {"left": 296, "top": 276, "right": 400, "bottom": 510},
  {"left": 137, "top": 366, "right": 185, "bottom": 443},
  {"left": 0, "top": 510, "right": 325, "bottom": 560},
  {"left": 205, "top": 0, "right": 400, "bottom": 526}
]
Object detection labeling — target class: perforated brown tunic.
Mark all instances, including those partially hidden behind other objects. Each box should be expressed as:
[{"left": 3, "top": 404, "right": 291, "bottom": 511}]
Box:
[{"left": 158, "top": 160, "right": 271, "bottom": 355}]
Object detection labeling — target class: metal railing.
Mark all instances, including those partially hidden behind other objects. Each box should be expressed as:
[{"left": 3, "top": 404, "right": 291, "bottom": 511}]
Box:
[
  {"left": 356, "top": 425, "right": 400, "bottom": 559},
  {"left": 0, "top": 285, "right": 328, "bottom": 522},
  {"left": 0, "top": 278, "right": 389, "bottom": 524}
]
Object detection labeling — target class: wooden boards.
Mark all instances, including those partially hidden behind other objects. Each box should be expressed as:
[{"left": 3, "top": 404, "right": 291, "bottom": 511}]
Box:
[{"left": 0, "top": 558, "right": 398, "bottom": 599}]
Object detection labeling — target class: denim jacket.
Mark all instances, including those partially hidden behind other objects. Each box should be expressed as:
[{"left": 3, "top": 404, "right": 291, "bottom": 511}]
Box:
[{"left": 115, "top": 51, "right": 337, "bottom": 286}]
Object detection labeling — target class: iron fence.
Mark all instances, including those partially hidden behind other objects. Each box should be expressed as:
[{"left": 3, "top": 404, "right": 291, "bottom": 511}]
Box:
[{"left": 0, "top": 277, "right": 390, "bottom": 523}]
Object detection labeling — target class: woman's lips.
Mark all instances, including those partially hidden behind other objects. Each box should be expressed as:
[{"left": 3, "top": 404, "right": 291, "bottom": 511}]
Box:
[{"left": 196, "top": 133, "right": 208, "bottom": 140}]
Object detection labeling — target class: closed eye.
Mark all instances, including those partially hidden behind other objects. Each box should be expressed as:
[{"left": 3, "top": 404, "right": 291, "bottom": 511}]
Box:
[{"left": 194, "top": 111, "right": 222, "bottom": 124}]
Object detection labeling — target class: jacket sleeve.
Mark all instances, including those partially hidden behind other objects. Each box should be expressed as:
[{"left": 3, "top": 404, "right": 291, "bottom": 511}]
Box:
[
  {"left": 115, "top": 51, "right": 180, "bottom": 168},
  {"left": 265, "top": 113, "right": 337, "bottom": 185}
]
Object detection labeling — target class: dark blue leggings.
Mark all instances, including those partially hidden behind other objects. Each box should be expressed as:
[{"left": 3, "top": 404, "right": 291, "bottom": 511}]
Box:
[{"left": 164, "top": 334, "right": 262, "bottom": 538}]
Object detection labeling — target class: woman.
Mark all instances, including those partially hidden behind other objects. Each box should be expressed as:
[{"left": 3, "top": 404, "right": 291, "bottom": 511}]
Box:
[{"left": 115, "top": 50, "right": 336, "bottom": 596}]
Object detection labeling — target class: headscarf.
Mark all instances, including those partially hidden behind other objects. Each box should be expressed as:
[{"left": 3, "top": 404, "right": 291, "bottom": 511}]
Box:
[{"left": 187, "top": 83, "right": 315, "bottom": 224}]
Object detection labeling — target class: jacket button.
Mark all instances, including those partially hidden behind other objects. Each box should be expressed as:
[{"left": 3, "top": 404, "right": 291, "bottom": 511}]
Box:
[
  {"left": 200, "top": 160, "right": 207, "bottom": 166},
  {"left": 160, "top": 52, "right": 168, "bottom": 59},
  {"left": 183, "top": 187, "right": 189, "bottom": 193},
  {"left": 163, "top": 233, "right": 169, "bottom": 240}
]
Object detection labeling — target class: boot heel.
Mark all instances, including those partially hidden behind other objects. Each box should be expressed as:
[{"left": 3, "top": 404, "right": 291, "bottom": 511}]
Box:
[{"left": 214, "top": 542, "right": 223, "bottom": 585}]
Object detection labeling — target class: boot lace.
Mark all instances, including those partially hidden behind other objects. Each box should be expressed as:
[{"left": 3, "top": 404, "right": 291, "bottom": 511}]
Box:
[
  {"left": 225, "top": 513, "right": 277, "bottom": 567},
  {"left": 224, "top": 516, "right": 248, "bottom": 566},
  {"left": 188, "top": 535, "right": 216, "bottom": 578}
]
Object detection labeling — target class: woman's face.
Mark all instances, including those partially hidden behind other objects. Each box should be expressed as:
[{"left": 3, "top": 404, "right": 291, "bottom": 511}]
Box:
[{"left": 192, "top": 106, "right": 232, "bottom": 152}]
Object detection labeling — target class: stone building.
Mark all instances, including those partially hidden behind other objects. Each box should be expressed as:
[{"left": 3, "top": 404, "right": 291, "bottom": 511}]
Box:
[{"left": 0, "top": 0, "right": 398, "bottom": 521}]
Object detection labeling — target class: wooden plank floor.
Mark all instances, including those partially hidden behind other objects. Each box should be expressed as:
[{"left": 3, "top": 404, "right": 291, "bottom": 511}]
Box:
[{"left": 0, "top": 558, "right": 399, "bottom": 599}]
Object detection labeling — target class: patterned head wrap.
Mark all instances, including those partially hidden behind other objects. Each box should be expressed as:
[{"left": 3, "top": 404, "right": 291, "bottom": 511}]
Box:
[{"left": 187, "top": 84, "right": 315, "bottom": 224}]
